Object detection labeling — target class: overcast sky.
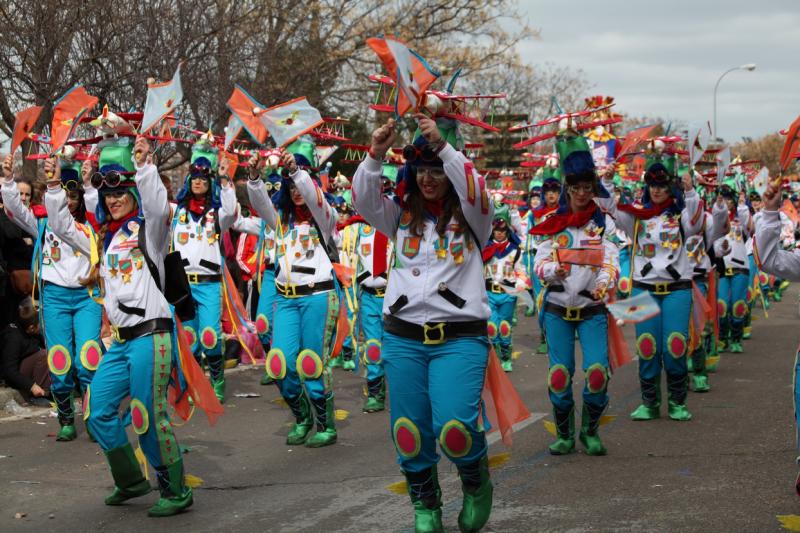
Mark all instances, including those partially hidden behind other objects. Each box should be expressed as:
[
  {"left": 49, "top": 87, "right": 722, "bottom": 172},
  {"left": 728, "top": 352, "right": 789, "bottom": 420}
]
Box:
[{"left": 513, "top": 0, "right": 799, "bottom": 143}]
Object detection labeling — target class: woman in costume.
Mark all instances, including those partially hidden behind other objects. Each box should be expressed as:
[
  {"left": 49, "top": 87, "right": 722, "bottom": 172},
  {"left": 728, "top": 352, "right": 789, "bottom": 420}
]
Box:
[
  {"left": 532, "top": 133, "right": 619, "bottom": 455},
  {"left": 43, "top": 137, "right": 193, "bottom": 516},
  {"left": 598, "top": 146, "right": 703, "bottom": 421},
  {"left": 483, "top": 204, "right": 527, "bottom": 372},
  {"left": 353, "top": 115, "right": 494, "bottom": 533},
  {"left": 2, "top": 153, "right": 103, "bottom": 441},
  {"left": 169, "top": 134, "right": 236, "bottom": 402},
  {"left": 247, "top": 138, "right": 340, "bottom": 449}
]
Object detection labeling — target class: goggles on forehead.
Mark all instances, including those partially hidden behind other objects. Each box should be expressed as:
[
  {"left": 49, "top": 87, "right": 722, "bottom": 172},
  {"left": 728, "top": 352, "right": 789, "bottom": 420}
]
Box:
[
  {"left": 264, "top": 181, "right": 282, "bottom": 192},
  {"left": 90, "top": 170, "right": 134, "bottom": 190},
  {"left": 61, "top": 179, "right": 81, "bottom": 192},
  {"left": 190, "top": 163, "right": 212, "bottom": 179},
  {"left": 417, "top": 167, "right": 447, "bottom": 180},
  {"left": 403, "top": 144, "right": 440, "bottom": 164},
  {"left": 568, "top": 183, "right": 594, "bottom": 193}
]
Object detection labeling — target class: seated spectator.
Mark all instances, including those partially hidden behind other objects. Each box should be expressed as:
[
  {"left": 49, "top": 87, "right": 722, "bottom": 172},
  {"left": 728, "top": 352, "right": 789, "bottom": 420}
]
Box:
[{"left": 0, "top": 297, "right": 50, "bottom": 406}]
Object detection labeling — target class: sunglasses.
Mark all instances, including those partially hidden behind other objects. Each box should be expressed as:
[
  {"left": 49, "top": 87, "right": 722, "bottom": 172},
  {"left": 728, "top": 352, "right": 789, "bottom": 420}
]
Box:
[
  {"left": 403, "top": 144, "right": 440, "bottom": 164},
  {"left": 417, "top": 167, "right": 446, "bottom": 180},
  {"left": 649, "top": 183, "right": 670, "bottom": 191},
  {"left": 61, "top": 179, "right": 81, "bottom": 192},
  {"left": 264, "top": 181, "right": 282, "bottom": 192},
  {"left": 104, "top": 189, "right": 129, "bottom": 200},
  {"left": 190, "top": 164, "right": 212, "bottom": 179},
  {"left": 91, "top": 170, "right": 133, "bottom": 189}
]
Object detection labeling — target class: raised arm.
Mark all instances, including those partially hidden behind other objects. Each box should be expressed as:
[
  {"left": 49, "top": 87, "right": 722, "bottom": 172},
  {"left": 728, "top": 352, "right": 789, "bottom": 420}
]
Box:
[
  {"left": 710, "top": 197, "right": 729, "bottom": 244},
  {"left": 133, "top": 137, "right": 171, "bottom": 254},
  {"left": 245, "top": 153, "right": 278, "bottom": 231},
  {"left": 352, "top": 119, "right": 403, "bottom": 237},
  {"left": 218, "top": 181, "right": 238, "bottom": 234},
  {"left": 292, "top": 168, "right": 337, "bottom": 240},
  {"left": 438, "top": 140, "right": 493, "bottom": 244},
  {"left": 679, "top": 172, "right": 704, "bottom": 237},
  {"left": 755, "top": 209, "right": 800, "bottom": 281},
  {"left": 44, "top": 185, "right": 92, "bottom": 256},
  {"left": 1, "top": 155, "right": 37, "bottom": 237}
]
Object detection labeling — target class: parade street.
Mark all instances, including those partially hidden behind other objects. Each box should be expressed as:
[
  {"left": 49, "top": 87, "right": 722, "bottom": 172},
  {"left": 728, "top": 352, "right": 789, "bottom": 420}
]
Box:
[{"left": 2, "top": 293, "right": 799, "bottom": 533}]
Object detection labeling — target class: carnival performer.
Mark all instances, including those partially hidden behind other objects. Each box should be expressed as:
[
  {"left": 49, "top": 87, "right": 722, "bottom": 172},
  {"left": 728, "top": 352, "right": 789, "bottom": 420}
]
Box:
[
  {"left": 685, "top": 189, "right": 729, "bottom": 391},
  {"left": 247, "top": 138, "right": 340, "bottom": 448},
  {"left": 170, "top": 134, "right": 236, "bottom": 402},
  {"left": 753, "top": 179, "right": 800, "bottom": 495},
  {"left": 713, "top": 182, "right": 752, "bottom": 354},
  {"left": 531, "top": 133, "right": 619, "bottom": 455},
  {"left": 599, "top": 148, "right": 703, "bottom": 421},
  {"left": 528, "top": 161, "right": 562, "bottom": 354},
  {"left": 335, "top": 196, "right": 361, "bottom": 372},
  {"left": 521, "top": 177, "right": 542, "bottom": 318},
  {"left": 483, "top": 204, "right": 527, "bottom": 372},
  {"left": 354, "top": 115, "right": 494, "bottom": 533},
  {"left": 2, "top": 153, "right": 103, "bottom": 442},
  {"left": 43, "top": 137, "right": 193, "bottom": 516}
]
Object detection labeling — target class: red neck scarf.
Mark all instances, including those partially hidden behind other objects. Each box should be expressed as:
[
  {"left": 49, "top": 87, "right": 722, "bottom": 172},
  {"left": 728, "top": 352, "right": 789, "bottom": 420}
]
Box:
[
  {"left": 617, "top": 198, "right": 675, "bottom": 220},
  {"left": 532, "top": 204, "right": 558, "bottom": 221},
  {"left": 107, "top": 210, "right": 137, "bottom": 235},
  {"left": 189, "top": 197, "right": 206, "bottom": 216},
  {"left": 336, "top": 214, "right": 366, "bottom": 231},
  {"left": 481, "top": 239, "right": 510, "bottom": 262},
  {"left": 424, "top": 198, "right": 445, "bottom": 218},
  {"left": 294, "top": 205, "right": 312, "bottom": 223},
  {"left": 529, "top": 205, "right": 598, "bottom": 236}
]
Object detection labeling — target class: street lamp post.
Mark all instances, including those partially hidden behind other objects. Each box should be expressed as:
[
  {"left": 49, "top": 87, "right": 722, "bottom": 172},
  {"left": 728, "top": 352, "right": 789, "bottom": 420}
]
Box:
[{"left": 713, "top": 63, "right": 756, "bottom": 141}]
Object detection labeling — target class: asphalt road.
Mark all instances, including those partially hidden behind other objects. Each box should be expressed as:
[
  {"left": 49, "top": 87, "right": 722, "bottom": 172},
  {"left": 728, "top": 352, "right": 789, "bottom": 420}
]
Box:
[{"left": 2, "top": 289, "right": 800, "bottom": 532}]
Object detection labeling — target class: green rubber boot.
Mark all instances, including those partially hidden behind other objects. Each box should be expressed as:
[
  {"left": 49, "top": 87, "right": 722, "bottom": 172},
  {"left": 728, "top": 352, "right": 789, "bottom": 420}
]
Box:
[
  {"left": 211, "top": 377, "right": 226, "bottom": 404},
  {"left": 404, "top": 466, "right": 444, "bottom": 533},
  {"left": 363, "top": 377, "right": 386, "bottom": 413},
  {"left": 341, "top": 346, "right": 356, "bottom": 371},
  {"left": 631, "top": 376, "right": 661, "bottom": 420},
  {"left": 729, "top": 342, "right": 743, "bottom": 353},
  {"left": 579, "top": 404, "right": 607, "bottom": 456},
  {"left": 536, "top": 340, "right": 548, "bottom": 355},
  {"left": 667, "top": 399, "right": 692, "bottom": 421},
  {"left": 260, "top": 372, "right": 274, "bottom": 385},
  {"left": 742, "top": 326, "right": 752, "bottom": 340},
  {"left": 53, "top": 392, "right": 77, "bottom": 441},
  {"left": 285, "top": 393, "right": 313, "bottom": 445},
  {"left": 457, "top": 455, "right": 493, "bottom": 533},
  {"left": 148, "top": 461, "right": 193, "bottom": 517},
  {"left": 327, "top": 356, "right": 343, "bottom": 369},
  {"left": 692, "top": 374, "right": 710, "bottom": 393},
  {"left": 104, "top": 443, "right": 152, "bottom": 505},
  {"left": 548, "top": 408, "right": 575, "bottom": 455},
  {"left": 305, "top": 394, "right": 337, "bottom": 448}
]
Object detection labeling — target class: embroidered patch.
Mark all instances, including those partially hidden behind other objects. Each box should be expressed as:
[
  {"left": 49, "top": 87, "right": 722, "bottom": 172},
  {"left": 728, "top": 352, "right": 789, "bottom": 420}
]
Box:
[
  {"left": 130, "top": 398, "right": 150, "bottom": 435},
  {"left": 618, "top": 276, "right": 631, "bottom": 293},
  {"left": 553, "top": 231, "right": 573, "bottom": 249},
  {"left": 361, "top": 243, "right": 372, "bottom": 256},
  {"left": 401, "top": 236, "right": 421, "bottom": 259},
  {"left": 548, "top": 364, "right": 570, "bottom": 394},
  {"left": 255, "top": 314, "right": 270, "bottom": 335},
  {"left": 47, "top": 345, "right": 71, "bottom": 376},
  {"left": 364, "top": 339, "right": 382, "bottom": 364},
  {"left": 717, "top": 300, "right": 728, "bottom": 318},
  {"left": 178, "top": 232, "right": 189, "bottom": 245},
  {"left": 636, "top": 333, "right": 656, "bottom": 360},
  {"left": 667, "top": 332, "right": 687, "bottom": 358},
  {"left": 200, "top": 327, "right": 218, "bottom": 350},
  {"left": 732, "top": 300, "right": 748, "bottom": 319},
  {"left": 586, "top": 363, "right": 608, "bottom": 394},
  {"left": 296, "top": 349, "right": 323, "bottom": 380},
  {"left": 440, "top": 419, "right": 473, "bottom": 458},
  {"left": 465, "top": 162, "right": 476, "bottom": 205},
  {"left": 394, "top": 417, "right": 422, "bottom": 458},
  {"left": 266, "top": 349, "right": 286, "bottom": 380},
  {"left": 183, "top": 326, "right": 197, "bottom": 349},
  {"left": 79, "top": 340, "right": 102, "bottom": 372},
  {"left": 399, "top": 211, "right": 412, "bottom": 229},
  {"left": 487, "top": 321, "right": 498, "bottom": 339},
  {"left": 499, "top": 320, "right": 512, "bottom": 338}
]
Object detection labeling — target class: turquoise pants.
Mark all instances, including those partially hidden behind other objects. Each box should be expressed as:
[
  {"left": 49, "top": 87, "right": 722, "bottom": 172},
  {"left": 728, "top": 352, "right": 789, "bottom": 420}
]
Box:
[
  {"left": 543, "top": 311, "right": 609, "bottom": 412},
  {"left": 487, "top": 291, "right": 516, "bottom": 359},
  {"left": 254, "top": 269, "right": 277, "bottom": 346},
  {"left": 266, "top": 291, "right": 337, "bottom": 401},
  {"left": 358, "top": 291, "right": 385, "bottom": 381},
  {"left": 87, "top": 332, "right": 182, "bottom": 470},
  {"left": 42, "top": 283, "right": 103, "bottom": 396},
  {"left": 633, "top": 287, "right": 692, "bottom": 405},
  {"left": 383, "top": 332, "right": 488, "bottom": 472}
]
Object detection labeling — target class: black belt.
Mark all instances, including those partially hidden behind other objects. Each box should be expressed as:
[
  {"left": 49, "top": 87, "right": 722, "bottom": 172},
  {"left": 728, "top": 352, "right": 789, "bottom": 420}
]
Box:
[
  {"left": 632, "top": 280, "right": 692, "bottom": 295},
  {"left": 186, "top": 273, "right": 221, "bottom": 283},
  {"left": 112, "top": 318, "right": 174, "bottom": 342},
  {"left": 383, "top": 314, "right": 486, "bottom": 345},
  {"left": 485, "top": 280, "right": 514, "bottom": 293},
  {"left": 722, "top": 267, "right": 749, "bottom": 277},
  {"left": 543, "top": 302, "right": 605, "bottom": 321},
  {"left": 361, "top": 285, "right": 386, "bottom": 296},
  {"left": 547, "top": 285, "right": 596, "bottom": 300},
  {"left": 276, "top": 279, "right": 334, "bottom": 298}
]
